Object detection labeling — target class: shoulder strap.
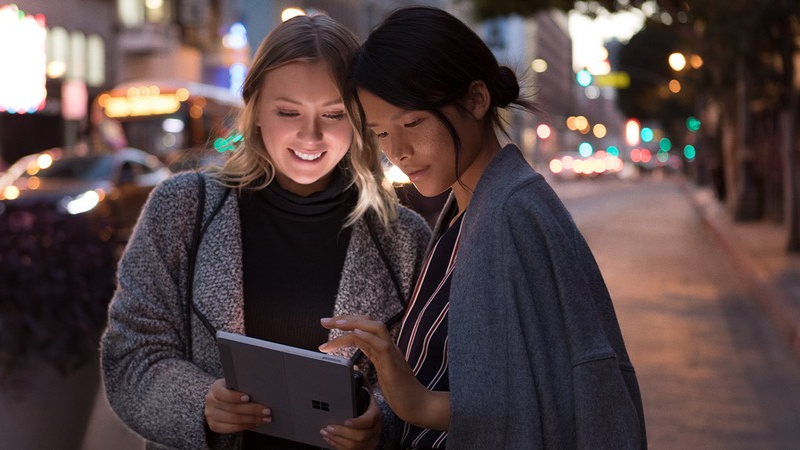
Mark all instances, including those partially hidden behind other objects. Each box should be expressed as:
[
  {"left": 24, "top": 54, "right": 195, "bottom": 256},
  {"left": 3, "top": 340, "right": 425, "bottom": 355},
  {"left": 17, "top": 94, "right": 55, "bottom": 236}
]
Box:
[
  {"left": 349, "top": 214, "right": 409, "bottom": 365},
  {"left": 185, "top": 173, "right": 232, "bottom": 356},
  {"left": 185, "top": 173, "right": 206, "bottom": 356}
]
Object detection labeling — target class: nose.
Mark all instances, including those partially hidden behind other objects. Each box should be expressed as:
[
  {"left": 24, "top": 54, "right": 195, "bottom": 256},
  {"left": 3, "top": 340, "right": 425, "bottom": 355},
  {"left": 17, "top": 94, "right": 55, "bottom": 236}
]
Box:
[
  {"left": 298, "top": 116, "right": 323, "bottom": 142},
  {"left": 384, "top": 134, "right": 411, "bottom": 163}
]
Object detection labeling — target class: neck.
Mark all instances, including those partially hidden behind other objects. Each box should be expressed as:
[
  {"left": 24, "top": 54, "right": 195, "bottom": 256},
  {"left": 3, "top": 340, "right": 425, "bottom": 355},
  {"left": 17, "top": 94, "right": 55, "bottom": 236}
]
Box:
[{"left": 450, "top": 135, "right": 503, "bottom": 213}]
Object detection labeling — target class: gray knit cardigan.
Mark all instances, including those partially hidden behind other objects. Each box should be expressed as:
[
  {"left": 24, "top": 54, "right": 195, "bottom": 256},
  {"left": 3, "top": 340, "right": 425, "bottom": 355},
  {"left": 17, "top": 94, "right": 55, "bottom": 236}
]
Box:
[{"left": 101, "top": 171, "right": 431, "bottom": 450}]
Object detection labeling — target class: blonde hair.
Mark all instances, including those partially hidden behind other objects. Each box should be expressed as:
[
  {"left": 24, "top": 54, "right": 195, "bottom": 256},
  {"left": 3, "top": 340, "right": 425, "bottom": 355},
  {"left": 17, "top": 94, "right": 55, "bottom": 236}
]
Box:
[{"left": 211, "top": 14, "right": 398, "bottom": 227}]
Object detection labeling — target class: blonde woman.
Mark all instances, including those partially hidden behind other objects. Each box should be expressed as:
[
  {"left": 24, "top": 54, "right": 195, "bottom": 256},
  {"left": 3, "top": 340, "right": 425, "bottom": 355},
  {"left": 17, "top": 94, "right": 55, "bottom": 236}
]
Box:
[{"left": 102, "top": 14, "right": 430, "bottom": 450}]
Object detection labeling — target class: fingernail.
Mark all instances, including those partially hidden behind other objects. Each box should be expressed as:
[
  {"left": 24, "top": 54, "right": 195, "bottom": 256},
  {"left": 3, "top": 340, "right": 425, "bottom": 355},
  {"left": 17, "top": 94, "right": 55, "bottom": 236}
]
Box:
[
  {"left": 335, "top": 319, "right": 348, "bottom": 326},
  {"left": 240, "top": 395, "right": 250, "bottom": 402},
  {"left": 262, "top": 408, "right": 270, "bottom": 416},
  {"left": 326, "top": 426, "right": 335, "bottom": 432},
  {"left": 320, "top": 429, "right": 329, "bottom": 437},
  {"left": 318, "top": 343, "right": 327, "bottom": 350},
  {"left": 345, "top": 419, "right": 354, "bottom": 426},
  {"left": 354, "top": 328, "right": 365, "bottom": 335},
  {"left": 320, "top": 317, "right": 332, "bottom": 324}
]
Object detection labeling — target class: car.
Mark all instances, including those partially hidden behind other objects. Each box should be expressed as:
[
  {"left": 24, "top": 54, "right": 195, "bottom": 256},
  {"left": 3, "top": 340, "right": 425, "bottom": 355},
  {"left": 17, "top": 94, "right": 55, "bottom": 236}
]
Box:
[{"left": 0, "top": 146, "right": 171, "bottom": 244}]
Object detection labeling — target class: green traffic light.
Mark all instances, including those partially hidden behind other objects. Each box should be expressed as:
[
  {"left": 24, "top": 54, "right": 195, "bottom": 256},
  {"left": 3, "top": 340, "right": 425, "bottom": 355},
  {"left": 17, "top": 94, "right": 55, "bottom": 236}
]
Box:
[
  {"left": 640, "top": 127, "right": 654, "bottom": 143},
  {"left": 576, "top": 69, "right": 593, "bottom": 87},
  {"left": 684, "top": 144, "right": 696, "bottom": 159},
  {"left": 687, "top": 116, "right": 701, "bottom": 132}
]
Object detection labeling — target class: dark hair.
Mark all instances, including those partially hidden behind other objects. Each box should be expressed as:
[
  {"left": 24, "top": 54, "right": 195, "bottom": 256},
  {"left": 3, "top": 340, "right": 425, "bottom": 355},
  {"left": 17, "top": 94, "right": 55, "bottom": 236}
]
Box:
[{"left": 347, "top": 6, "right": 537, "bottom": 153}]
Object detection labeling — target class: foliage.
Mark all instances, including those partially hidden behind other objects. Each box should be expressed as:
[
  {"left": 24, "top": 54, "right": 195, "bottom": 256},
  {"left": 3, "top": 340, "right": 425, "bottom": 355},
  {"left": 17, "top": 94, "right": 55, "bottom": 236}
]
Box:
[
  {"left": 0, "top": 204, "right": 117, "bottom": 391},
  {"left": 615, "top": 25, "right": 689, "bottom": 121},
  {"left": 467, "top": 0, "right": 647, "bottom": 19}
]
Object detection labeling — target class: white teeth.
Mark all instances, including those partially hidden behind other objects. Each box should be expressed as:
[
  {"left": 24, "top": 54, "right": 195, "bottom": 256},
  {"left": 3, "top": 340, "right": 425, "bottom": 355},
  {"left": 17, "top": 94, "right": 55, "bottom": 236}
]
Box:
[{"left": 293, "top": 150, "right": 323, "bottom": 161}]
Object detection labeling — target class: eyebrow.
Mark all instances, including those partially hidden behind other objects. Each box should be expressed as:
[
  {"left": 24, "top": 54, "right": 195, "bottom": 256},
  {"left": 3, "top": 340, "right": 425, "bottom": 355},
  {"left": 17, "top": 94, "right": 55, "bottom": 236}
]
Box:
[{"left": 273, "top": 97, "right": 344, "bottom": 107}]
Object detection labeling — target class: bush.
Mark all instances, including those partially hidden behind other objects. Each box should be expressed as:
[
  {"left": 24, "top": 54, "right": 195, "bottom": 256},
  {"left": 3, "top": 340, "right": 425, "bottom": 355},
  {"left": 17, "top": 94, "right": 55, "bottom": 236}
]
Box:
[{"left": 0, "top": 203, "right": 118, "bottom": 392}]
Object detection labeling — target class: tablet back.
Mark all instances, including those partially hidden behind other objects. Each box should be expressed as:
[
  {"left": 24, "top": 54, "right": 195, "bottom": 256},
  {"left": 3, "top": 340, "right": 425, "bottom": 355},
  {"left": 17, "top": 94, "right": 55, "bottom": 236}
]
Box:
[{"left": 216, "top": 330, "right": 356, "bottom": 449}]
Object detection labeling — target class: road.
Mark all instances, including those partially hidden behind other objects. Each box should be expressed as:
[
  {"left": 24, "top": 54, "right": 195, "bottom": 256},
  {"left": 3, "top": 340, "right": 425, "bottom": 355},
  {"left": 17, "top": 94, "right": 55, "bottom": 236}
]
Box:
[{"left": 553, "top": 174, "right": 800, "bottom": 450}]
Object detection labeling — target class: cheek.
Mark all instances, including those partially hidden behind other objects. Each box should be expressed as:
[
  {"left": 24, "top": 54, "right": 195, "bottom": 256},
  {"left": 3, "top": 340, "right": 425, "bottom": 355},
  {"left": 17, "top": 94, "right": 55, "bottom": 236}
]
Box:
[{"left": 328, "top": 122, "right": 354, "bottom": 148}]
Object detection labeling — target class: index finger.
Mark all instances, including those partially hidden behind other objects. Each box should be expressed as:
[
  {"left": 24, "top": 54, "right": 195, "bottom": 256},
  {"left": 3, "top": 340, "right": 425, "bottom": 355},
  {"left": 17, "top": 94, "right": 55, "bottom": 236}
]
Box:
[{"left": 320, "top": 316, "right": 387, "bottom": 335}]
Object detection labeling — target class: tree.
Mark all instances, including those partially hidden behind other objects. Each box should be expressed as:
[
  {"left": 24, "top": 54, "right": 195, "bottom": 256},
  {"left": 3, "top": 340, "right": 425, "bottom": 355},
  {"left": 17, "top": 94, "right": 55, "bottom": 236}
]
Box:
[{"left": 470, "top": 0, "right": 800, "bottom": 253}]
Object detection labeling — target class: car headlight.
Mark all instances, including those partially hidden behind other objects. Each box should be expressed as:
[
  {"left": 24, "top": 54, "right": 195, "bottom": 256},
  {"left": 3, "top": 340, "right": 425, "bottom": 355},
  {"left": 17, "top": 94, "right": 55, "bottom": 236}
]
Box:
[{"left": 60, "top": 190, "right": 101, "bottom": 215}]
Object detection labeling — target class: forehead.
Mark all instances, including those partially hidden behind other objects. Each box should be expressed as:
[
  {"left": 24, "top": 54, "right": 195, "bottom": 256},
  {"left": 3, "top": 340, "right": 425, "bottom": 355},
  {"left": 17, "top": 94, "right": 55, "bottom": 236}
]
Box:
[
  {"left": 358, "top": 88, "right": 413, "bottom": 126},
  {"left": 260, "top": 61, "right": 341, "bottom": 102}
]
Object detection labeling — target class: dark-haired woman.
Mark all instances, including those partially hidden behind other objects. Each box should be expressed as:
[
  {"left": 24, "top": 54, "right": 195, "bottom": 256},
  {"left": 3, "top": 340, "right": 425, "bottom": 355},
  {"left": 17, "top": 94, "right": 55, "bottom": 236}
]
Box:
[{"left": 321, "top": 6, "right": 647, "bottom": 449}]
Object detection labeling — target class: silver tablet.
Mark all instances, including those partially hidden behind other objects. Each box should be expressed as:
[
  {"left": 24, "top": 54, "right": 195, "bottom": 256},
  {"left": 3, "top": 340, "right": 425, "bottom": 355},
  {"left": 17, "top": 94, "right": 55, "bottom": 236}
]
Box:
[{"left": 216, "top": 330, "right": 359, "bottom": 449}]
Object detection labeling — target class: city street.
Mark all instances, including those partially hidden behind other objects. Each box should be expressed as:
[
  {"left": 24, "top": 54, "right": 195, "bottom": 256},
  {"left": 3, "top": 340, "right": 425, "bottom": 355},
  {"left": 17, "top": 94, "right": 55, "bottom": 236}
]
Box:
[
  {"left": 553, "top": 174, "right": 800, "bottom": 450},
  {"left": 78, "top": 173, "right": 800, "bottom": 449}
]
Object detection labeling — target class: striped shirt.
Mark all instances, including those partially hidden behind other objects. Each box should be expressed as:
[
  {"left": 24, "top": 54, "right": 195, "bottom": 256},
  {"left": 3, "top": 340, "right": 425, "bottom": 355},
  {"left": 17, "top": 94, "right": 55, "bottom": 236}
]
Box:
[{"left": 397, "top": 212, "right": 465, "bottom": 449}]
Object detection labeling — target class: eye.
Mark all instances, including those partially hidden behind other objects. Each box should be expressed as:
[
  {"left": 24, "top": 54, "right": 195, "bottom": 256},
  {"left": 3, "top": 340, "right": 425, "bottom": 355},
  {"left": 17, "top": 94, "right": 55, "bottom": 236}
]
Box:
[
  {"left": 324, "top": 112, "right": 346, "bottom": 120},
  {"left": 277, "top": 110, "right": 298, "bottom": 117},
  {"left": 404, "top": 118, "right": 422, "bottom": 128},
  {"left": 373, "top": 130, "right": 388, "bottom": 139}
]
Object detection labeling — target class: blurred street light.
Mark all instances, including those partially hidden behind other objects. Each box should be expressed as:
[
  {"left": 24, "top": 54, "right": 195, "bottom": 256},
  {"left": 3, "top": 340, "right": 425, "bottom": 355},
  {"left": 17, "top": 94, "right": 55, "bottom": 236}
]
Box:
[
  {"left": 531, "top": 58, "right": 548, "bottom": 73},
  {"left": 281, "top": 8, "right": 305, "bottom": 22},
  {"left": 668, "top": 52, "right": 687, "bottom": 71}
]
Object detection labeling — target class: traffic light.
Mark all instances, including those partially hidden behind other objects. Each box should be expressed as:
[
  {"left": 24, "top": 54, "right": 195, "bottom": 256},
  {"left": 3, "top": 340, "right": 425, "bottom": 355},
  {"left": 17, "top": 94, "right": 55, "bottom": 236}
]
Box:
[
  {"left": 578, "top": 142, "right": 593, "bottom": 157},
  {"left": 576, "top": 69, "right": 593, "bottom": 87},
  {"left": 640, "top": 127, "right": 654, "bottom": 143},
  {"left": 687, "top": 116, "right": 701, "bottom": 132}
]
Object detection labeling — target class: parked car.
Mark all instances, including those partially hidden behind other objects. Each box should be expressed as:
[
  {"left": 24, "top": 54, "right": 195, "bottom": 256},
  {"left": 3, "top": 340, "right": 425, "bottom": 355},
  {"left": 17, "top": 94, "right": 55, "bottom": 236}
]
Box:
[{"left": 0, "top": 146, "right": 171, "bottom": 243}]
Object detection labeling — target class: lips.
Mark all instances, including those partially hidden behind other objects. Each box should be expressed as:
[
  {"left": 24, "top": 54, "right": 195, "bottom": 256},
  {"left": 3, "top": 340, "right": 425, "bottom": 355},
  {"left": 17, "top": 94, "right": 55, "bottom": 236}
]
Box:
[{"left": 404, "top": 167, "right": 426, "bottom": 183}]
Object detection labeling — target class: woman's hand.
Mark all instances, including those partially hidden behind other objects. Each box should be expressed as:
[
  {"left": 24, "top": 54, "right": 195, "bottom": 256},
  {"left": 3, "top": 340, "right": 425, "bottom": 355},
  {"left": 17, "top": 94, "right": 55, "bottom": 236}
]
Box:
[
  {"left": 204, "top": 378, "right": 271, "bottom": 433},
  {"left": 319, "top": 316, "right": 450, "bottom": 431},
  {"left": 320, "top": 386, "right": 381, "bottom": 450}
]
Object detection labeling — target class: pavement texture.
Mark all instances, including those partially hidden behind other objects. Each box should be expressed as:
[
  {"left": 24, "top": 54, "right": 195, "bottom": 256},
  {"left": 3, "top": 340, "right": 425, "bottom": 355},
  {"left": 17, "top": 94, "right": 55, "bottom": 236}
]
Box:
[{"left": 682, "top": 180, "right": 800, "bottom": 363}]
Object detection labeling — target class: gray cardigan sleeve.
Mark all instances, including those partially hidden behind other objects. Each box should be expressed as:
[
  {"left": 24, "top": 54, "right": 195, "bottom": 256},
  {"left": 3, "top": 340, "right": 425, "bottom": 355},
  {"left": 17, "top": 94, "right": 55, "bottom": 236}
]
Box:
[{"left": 101, "top": 173, "right": 222, "bottom": 449}]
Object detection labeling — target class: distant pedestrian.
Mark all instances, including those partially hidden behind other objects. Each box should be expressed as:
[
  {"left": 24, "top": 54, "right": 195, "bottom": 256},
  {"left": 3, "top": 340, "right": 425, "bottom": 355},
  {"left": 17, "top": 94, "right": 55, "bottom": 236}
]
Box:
[
  {"left": 320, "top": 6, "right": 647, "bottom": 449},
  {"left": 101, "top": 13, "right": 430, "bottom": 450}
]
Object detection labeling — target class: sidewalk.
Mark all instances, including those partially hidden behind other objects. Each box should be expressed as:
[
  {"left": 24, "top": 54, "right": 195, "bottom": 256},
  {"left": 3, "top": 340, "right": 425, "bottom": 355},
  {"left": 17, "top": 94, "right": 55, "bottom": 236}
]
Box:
[{"left": 681, "top": 180, "right": 800, "bottom": 362}]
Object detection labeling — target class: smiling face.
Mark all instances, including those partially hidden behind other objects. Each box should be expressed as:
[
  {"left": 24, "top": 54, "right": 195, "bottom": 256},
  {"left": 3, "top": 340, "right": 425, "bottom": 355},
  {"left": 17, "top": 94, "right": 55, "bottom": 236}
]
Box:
[{"left": 255, "top": 61, "right": 352, "bottom": 196}]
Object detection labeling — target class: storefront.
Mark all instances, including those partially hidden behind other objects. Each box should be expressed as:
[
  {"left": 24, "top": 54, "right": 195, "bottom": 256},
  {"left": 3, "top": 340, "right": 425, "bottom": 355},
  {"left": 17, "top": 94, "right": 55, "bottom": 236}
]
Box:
[{"left": 0, "top": 2, "right": 112, "bottom": 165}]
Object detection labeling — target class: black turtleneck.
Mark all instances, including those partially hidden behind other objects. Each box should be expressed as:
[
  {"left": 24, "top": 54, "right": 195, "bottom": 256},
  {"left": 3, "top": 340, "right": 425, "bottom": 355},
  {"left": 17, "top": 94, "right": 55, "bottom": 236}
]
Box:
[
  {"left": 239, "top": 169, "right": 356, "bottom": 449},
  {"left": 239, "top": 168, "right": 355, "bottom": 351}
]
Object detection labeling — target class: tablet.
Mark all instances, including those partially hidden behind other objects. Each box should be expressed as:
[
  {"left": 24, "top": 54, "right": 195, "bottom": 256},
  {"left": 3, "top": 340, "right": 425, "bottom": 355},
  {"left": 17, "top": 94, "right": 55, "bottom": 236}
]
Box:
[{"left": 216, "top": 330, "right": 360, "bottom": 449}]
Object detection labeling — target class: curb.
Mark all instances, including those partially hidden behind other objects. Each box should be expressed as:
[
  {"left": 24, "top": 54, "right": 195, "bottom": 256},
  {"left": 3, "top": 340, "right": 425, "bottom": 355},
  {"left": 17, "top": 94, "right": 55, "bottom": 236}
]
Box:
[{"left": 679, "top": 179, "right": 800, "bottom": 362}]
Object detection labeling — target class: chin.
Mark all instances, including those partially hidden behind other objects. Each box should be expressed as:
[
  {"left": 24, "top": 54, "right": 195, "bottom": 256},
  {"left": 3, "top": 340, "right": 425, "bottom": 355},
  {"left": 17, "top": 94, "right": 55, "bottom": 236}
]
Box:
[{"left": 412, "top": 184, "right": 446, "bottom": 198}]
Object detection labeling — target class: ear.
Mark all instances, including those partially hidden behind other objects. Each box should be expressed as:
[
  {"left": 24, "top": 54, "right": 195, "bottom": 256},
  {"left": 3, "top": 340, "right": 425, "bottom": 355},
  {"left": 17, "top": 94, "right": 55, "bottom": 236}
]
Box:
[{"left": 465, "top": 80, "right": 491, "bottom": 121}]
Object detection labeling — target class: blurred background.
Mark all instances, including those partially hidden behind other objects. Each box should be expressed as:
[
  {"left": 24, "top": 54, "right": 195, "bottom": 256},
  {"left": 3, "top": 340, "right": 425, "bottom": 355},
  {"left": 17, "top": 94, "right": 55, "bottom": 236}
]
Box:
[{"left": 2, "top": 0, "right": 800, "bottom": 449}]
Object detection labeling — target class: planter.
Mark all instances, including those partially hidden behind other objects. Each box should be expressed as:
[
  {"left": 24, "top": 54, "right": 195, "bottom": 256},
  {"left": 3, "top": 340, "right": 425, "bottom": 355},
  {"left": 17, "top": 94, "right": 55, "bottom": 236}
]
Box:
[{"left": 0, "top": 354, "right": 99, "bottom": 450}]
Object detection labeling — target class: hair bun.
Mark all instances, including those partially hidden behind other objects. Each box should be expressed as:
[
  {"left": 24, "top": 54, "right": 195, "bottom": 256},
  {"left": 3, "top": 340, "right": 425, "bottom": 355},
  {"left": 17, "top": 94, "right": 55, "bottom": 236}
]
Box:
[{"left": 495, "top": 66, "right": 520, "bottom": 108}]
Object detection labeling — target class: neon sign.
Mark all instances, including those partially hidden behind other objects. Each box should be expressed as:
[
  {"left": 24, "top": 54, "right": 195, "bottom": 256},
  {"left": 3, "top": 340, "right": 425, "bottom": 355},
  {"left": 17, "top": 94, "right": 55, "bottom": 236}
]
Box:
[
  {"left": 98, "top": 87, "right": 185, "bottom": 118},
  {"left": 0, "top": 4, "right": 47, "bottom": 114}
]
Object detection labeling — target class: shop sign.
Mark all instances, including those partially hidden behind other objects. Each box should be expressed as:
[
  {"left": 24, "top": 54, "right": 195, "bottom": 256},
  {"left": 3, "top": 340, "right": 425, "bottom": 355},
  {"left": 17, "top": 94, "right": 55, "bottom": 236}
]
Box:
[{"left": 0, "top": 4, "right": 47, "bottom": 114}]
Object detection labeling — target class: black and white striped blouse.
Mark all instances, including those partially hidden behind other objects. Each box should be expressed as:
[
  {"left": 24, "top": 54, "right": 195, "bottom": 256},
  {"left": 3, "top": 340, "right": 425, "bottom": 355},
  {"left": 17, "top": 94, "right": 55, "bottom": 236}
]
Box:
[{"left": 397, "top": 212, "right": 465, "bottom": 449}]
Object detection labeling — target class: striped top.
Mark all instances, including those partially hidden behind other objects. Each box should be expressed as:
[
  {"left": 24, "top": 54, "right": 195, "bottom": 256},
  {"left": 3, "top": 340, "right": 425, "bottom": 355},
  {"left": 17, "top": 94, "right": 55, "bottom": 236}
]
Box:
[{"left": 397, "top": 212, "right": 465, "bottom": 449}]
